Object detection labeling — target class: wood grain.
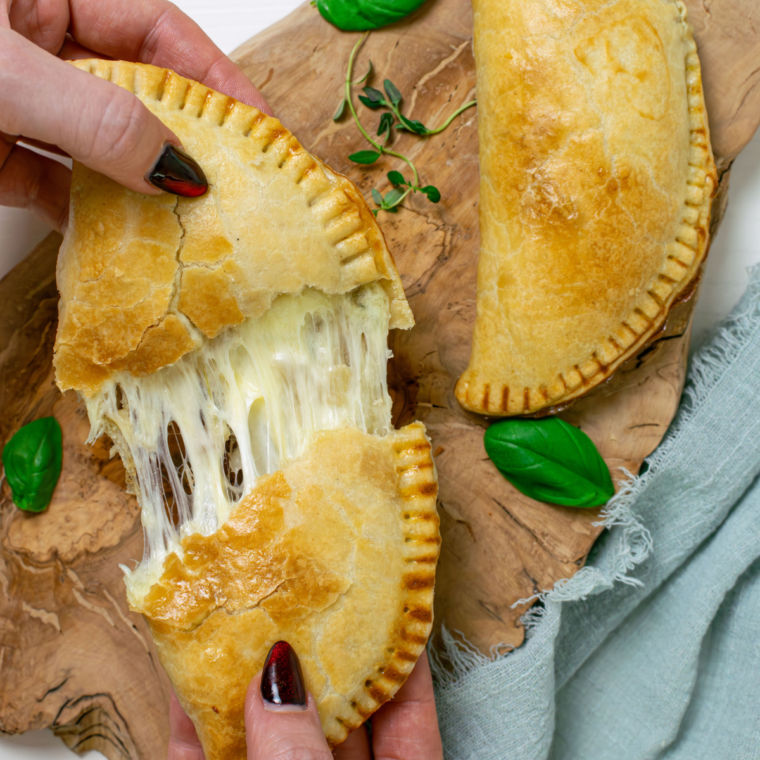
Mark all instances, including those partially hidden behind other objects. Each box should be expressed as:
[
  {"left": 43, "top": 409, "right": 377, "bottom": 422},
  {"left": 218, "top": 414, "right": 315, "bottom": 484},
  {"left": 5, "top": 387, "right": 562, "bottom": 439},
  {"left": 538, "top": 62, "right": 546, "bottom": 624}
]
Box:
[{"left": 1, "top": 0, "right": 758, "bottom": 756}]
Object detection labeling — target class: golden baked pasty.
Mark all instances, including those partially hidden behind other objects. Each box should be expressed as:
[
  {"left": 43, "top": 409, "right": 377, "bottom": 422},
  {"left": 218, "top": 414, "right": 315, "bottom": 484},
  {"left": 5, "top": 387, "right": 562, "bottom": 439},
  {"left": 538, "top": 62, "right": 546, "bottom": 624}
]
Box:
[
  {"left": 456, "top": 0, "right": 717, "bottom": 416},
  {"left": 53, "top": 61, "right": 439, "bottom": 757}
]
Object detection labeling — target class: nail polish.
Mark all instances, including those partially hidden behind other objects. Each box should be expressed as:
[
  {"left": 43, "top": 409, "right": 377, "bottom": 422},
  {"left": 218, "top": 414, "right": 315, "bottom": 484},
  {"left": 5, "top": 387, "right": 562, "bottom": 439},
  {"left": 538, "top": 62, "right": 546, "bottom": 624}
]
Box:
[
  {"left": 261, "top": 641, "right": 307, "bottom": 711},
  {"left": 148, "top": 144, "right": 208, "bottom": 197}
]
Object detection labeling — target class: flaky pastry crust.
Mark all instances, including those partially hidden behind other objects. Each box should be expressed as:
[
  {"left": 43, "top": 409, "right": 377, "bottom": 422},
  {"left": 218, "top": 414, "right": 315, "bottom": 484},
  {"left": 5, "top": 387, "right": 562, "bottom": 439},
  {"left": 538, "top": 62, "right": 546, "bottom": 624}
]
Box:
[
  {"left": 139, "top": 423, "right": 439, "bottom": 757},
  {"left": 54, "top": 60, "right": 413, "bottom": 397},
  {"left": 455, "top": 0, "right": 717, "bottom": 416}
]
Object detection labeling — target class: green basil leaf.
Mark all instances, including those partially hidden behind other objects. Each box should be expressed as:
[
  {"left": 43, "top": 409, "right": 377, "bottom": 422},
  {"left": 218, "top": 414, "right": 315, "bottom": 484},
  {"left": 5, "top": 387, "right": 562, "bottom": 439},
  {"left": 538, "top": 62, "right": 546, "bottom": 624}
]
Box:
[
  {"left": 387, "top": 170, "right": 406, "bottom": 186},
  {"left": 315, "top": 0, "right": 429, "bottom": 31},
  {"left": 371, "top": 188, "right": 384, "bottom": 205},
  {"left": 2, "top": 417, "right": 62, "bottom": 513},
  {"left": 333, "top": 97, "right": 347, "bottom": 121},
  {"left": 384, "top": 187, "right": 406, "bottom": 206},
  {"left": 420, "top": 185, "right": 441, "bottom": 203},
  {"left": 362, "top": 86, "right": 385, "bottom": 104},
  {"left": 377, "top": 112, "right": 394, "bottom": 137},
  {"left": 384, "top": 79, "right": 402, "bottom": 106},
  {"left": 484, "top": 418, "right": 614, "bottom": 508},
  {"left": 349, "top": 150, "right": 382, "bottom": 164}
]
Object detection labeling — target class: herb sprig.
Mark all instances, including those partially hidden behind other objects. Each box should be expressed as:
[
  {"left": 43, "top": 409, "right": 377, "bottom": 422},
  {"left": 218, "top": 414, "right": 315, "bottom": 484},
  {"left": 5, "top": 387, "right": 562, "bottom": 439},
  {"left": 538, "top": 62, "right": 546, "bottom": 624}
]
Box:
[{"left": 334, "top": 34, "right": 476, "bottom": 215}]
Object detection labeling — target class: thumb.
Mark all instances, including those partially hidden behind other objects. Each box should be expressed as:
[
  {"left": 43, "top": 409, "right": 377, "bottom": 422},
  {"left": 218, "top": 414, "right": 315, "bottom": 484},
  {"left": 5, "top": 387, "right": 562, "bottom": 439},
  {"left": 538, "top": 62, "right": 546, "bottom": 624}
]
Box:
[
  {"left": 245, "top": 642, "right": 332, "bottom": 760},
  {"left": 0, "top": 29, "right": 206, "bottom": 198}
]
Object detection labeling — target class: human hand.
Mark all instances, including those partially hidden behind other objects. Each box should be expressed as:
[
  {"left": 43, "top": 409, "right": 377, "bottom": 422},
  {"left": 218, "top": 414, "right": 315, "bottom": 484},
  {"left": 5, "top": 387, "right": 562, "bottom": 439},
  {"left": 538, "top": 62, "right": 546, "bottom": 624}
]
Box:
[
  {"left": 0, "top": 0, "right": 271, "bottom": 231},
  {"left": 168, "top": 642, "right": 444, "bottom": 760}
]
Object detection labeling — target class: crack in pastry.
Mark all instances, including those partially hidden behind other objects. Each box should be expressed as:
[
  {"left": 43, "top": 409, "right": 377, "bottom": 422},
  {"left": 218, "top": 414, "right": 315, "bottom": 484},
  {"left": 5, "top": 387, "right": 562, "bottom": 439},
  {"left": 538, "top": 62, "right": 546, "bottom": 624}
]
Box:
[
  {"left": 455, "top": 0, "right": 717, "bottom": 416},
  {"left": 53, "top": 61, "right": 439, "bottom": 757}
]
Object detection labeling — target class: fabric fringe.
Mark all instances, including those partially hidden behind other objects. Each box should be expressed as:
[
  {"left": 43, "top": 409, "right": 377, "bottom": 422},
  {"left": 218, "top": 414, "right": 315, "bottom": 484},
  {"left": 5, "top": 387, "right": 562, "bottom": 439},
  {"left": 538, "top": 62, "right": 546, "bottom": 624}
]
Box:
[{"left": 431, "top": 264, "right": 760, "bottom": 684}]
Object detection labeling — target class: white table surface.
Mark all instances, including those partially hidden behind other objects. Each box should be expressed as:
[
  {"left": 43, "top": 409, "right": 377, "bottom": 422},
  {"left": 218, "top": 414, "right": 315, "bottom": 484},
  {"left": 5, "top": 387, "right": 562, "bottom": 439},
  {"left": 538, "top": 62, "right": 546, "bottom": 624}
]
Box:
[{"left": 1, "top": 2, "right": 759, "bottom": 758}]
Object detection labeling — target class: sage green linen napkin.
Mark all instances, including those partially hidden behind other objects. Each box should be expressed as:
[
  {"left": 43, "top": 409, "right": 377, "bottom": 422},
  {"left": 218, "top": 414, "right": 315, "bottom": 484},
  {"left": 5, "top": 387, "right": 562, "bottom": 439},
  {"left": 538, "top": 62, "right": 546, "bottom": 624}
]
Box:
[{"left": 433, "top": 266, "right": 760, "bottom": 760}]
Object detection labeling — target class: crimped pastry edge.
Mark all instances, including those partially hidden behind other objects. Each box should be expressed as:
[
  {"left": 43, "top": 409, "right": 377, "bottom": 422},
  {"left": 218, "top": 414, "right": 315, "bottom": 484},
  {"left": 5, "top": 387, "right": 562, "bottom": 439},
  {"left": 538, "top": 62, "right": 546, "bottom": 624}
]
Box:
[
  {"left": 455, "top": 0, "right": 717, "bottom": 417},
  {"left": 322, "top": 421, "right": 440, "bottom": 746},
  {"left": 55, "top": 59, "right": 413, "bottom": 396}
]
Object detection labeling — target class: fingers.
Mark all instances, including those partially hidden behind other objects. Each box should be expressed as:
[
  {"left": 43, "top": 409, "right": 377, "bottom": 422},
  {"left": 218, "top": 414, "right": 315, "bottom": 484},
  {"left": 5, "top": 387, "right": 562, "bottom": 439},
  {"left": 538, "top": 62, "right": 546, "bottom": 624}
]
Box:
[
  {"left": 0, "top": 140, "right": 71, "bottom": 232},
  {"left": 0, "top": 28, "right": 177, "bottom": 196},
  {"left": 168, "top": 693, "right": 206, "bottom": 760},
  {"left": 333, "top": 724, "right": 371, "bottom": 760},
  {"left": 245, "top": 642, "right": 332, "bottom": 760},
  {"left": 68, "top": 0, "right": 272, "bottom": 114},
  {"left": 371, "top": 652, "right": 444, "bottom": 760},
  {"left": 0, "top": 0, "right": 69, "bottom": 54},
  {"left": 1, "top": 0, "right": 271, "bottom": 113}
]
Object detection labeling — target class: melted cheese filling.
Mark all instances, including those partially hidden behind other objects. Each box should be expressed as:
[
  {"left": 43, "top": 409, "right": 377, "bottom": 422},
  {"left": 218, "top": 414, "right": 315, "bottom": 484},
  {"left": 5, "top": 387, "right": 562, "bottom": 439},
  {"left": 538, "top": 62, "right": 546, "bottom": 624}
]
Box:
[{"left": 86, "top": 283, "right": 393, "bottom": 603}]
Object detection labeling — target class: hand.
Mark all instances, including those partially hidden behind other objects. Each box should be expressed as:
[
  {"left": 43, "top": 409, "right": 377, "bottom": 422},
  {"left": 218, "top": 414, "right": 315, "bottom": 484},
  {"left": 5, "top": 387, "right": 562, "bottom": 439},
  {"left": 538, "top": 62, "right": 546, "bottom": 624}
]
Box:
[
  {"left": 0, "top": 0, "right": 271, "bottom": 231},
  {"left": 168, "top": 643, "right": 444, "bottom": 760}
]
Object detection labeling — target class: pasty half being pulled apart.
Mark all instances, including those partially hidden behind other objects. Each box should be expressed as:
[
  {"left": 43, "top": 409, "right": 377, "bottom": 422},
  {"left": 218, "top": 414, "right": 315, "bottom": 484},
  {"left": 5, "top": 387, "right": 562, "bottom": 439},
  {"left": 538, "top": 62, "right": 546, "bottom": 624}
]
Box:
[
  {"left": 456, "top": 0, "right": 717, "bottom": 416},
  {"left": 54, "top": 60, "right": 439, "bottom": 758}
]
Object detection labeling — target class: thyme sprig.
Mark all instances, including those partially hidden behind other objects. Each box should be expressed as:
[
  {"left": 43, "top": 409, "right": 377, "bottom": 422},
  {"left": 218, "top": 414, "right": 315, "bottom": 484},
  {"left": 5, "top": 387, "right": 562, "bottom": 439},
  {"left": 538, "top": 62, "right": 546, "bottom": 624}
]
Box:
[{"left": 334, "top": 33, "right": 476, "bottom": 215}]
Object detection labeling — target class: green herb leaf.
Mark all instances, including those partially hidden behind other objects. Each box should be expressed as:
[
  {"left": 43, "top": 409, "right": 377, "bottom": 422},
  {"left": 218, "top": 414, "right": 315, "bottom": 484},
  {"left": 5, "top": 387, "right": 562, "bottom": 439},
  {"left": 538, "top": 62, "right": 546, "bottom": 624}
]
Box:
[
  {"left": 397, "top": 114, "right": 429, "bottom": 135},
  {"left": 377, "top": 112, "right": 394, "bottom": 137},
  {"left": 420, "top": 185, "right": 441, "bottom": 203},
  {"left": 353, "top": 60, "right": 374, "bottom": 85},
  {"left": 315, "top": 0, "right": 429, "bottom": 31},
  {"left": 484, "top": 418, "right": 614, "bottom": 508},
  {"left": 333, "top": 98, "right": 347, "bottom": 121},
  {"left": 384, "top": 79, "right": 402, "bottom": 106},
  {"left": 384, "top": 187, "right": 406, "bottom": 206},
  {"left": 371, "top": 188, "right": 384, "bottom": 205},
  {"left": 362, "top": 86, "right": 385, "bottom": 104},
  {"left": 388, "top": 170, "right": 406, "bottom": 186},
  {"left": 2, "top": 417, "right": 63, "bottom": 513},
  {"left": 349, "top": 150, "right": 382, "bottom": 164},
  {"left": 358, "top": 95, "right": 382, "bottom": 110}
]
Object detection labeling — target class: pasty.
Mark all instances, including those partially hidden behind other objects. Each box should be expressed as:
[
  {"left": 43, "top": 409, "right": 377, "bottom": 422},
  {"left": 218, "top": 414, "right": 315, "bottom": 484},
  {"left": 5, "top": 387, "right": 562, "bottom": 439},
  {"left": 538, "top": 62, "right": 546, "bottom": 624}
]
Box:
[
  {"left": 53, "top": 60, "right": 438, "bottom": 757},
  {"left": 456, "top": 0, "right": 716, "bottom": 416}
]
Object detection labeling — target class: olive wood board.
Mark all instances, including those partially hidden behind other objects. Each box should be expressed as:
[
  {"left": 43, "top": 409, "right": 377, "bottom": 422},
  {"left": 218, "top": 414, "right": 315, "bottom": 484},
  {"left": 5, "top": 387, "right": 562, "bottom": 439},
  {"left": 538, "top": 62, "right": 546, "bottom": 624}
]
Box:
[{"left": 1, "top": 0, "right": 759, "bottom": 757}]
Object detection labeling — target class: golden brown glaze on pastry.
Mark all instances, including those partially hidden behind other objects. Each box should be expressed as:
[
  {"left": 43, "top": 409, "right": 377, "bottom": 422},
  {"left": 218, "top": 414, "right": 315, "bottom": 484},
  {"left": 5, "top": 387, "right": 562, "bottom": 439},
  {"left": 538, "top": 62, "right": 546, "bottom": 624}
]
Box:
[
  {"left": 52, "top": 61, "right": 438, "bottom": 757},
  {"left": 142, "top": 424, "right": 439, "bottom": 756},
  {"left": 54, "top": 60, "right": 412, "bottom": 398},
  {"left": 456, "top": 0, "right": 716, "bottom": 416}
]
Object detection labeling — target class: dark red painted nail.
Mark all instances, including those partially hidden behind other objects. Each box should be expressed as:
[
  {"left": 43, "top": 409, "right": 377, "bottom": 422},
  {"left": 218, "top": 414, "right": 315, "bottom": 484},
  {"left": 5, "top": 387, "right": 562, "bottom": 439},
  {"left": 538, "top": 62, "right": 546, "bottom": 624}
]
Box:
[
  {"left": 148, "top": 144, "right": 208, "bottom": 197},
  {"left": 261, "top": 641, "right": 307, "bottom": 709}
]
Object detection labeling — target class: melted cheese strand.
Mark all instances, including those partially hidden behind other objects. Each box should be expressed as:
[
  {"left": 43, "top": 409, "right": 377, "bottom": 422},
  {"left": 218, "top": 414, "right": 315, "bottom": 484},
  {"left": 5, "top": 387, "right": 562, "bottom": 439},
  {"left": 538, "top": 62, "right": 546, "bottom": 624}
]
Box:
[{"left": 85, "top": 284, "right": 393, "bottom": 602}]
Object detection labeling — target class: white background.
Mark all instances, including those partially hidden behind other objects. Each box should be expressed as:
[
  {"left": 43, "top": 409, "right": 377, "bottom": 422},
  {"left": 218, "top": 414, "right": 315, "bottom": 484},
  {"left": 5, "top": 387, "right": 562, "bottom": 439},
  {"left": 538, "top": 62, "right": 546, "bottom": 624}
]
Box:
[{"left": 1, "top": 1, "right": 759, "bottom": 758}]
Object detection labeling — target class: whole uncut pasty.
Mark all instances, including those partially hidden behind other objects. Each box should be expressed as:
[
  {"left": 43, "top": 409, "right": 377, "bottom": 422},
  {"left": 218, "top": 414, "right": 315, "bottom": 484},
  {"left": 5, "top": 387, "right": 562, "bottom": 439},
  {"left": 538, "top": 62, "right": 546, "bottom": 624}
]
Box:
[
  {"left": 455, "top": 0, "right": 717, "bottom": 416},
  {"left": 54, "top": 60, "right": 439, "bottom": 759}
]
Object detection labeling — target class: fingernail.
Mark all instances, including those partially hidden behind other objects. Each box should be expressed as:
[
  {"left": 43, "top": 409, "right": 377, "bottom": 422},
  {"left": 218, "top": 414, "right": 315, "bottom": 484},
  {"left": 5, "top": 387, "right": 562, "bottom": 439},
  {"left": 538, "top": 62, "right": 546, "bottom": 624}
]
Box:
[
  {"left": 148, "top": 144, "right": 208, "bottom": 197},
  {"left": 261, "top": 641, "right": 307, "bottom": 712}
]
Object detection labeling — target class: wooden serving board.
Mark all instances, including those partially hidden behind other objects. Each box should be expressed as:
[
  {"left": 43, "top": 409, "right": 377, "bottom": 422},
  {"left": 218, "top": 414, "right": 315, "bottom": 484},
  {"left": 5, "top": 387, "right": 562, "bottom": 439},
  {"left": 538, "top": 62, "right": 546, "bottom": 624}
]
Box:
[{"left": 1, "top": 0, "right": 758, "bottom": 757}]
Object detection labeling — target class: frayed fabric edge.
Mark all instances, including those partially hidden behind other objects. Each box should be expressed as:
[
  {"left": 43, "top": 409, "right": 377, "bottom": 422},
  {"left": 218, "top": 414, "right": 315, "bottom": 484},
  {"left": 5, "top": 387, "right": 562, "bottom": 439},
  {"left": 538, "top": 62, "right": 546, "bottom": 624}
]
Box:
[{"left": 431, "top": 264, "right": 760, "bottom": 688}]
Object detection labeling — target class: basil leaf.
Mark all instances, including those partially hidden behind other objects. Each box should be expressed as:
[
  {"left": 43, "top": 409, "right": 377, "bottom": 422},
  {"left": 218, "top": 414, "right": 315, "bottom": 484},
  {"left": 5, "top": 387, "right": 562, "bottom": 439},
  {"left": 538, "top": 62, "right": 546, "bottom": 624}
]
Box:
[
  {"left": 349, "top": 150, "right": 382, "bottom": 164},
  {"left": 420, "top": 185, "right": 441, "bottom": 203},
  {"left": 384, "top": 79, "right": 402, "bottom": 106},
  {"left": 484, "top": 418, "right": 614, "bottom": 508},
  {"left": 2, "top": 417, "right": 63, "bottom": 513},
  {"left": 315, "top": 0, "right": 429, "bottom": 31},
  {"left": 362, "top": 86, "right": 385, "bottom": 104},
  {"left": 371, "top": 188, "right": 384, "bottom": 205},
  {"left": 388, "top": 170, "right": 406, "bottom": 186}
]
